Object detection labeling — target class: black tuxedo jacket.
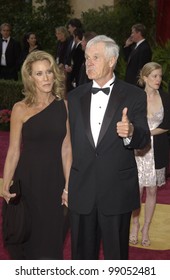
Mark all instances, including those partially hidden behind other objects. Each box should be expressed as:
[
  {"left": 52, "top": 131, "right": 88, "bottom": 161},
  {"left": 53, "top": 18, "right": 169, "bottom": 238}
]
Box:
[
  {"left": 70, "top": 43, "right": 84, "bottom": 86},
  {"left": 0, "top": 37, "right": 21, "bottom": 79},
  {"left": 124, "top": 40, "right": 152, "bottom": 85},
  {"left": 65, "top": 36, "right": 74, "bottom": 66},
  {"left": 68, "top": 78, "right": 150, "bottom": 215},
  {"left": 78, "top": 62, "right": 91, "bottom": 86},
  {"left": 0, "top": 37, "right": 21, "bottom": 67}
]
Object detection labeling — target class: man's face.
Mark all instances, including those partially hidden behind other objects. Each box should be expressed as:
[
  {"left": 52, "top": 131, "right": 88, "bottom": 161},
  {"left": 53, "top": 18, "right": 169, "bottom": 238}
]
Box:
[
  {"left": 85, "top": 42, "right": 116, "bottom": 86},
  {"left": 1, "top": 25, "right": 11, "bottom": 39},
  {"left": 67, "top": 24, "right": 76, "bottom": 35},
  {"left": 130, "top": 28, "right": 140, "bottom": 43}
]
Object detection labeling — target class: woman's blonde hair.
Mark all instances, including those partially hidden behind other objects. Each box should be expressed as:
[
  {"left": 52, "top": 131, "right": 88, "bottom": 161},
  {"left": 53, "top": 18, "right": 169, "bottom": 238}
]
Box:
[
  {"left": 21, "top": 50, "right": 66, "bottom": 105},
  {"left": 138, "top": 62, "right": 162, "bottom": 87}
]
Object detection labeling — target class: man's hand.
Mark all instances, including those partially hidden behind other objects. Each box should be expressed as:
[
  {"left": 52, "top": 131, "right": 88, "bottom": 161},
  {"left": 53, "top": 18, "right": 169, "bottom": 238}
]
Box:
[
  {"left": 124, "top": 36, "right": 133, "bottom": 47},
  {"left": 117, "top": 107, "right": 134, "bottom": 138}
]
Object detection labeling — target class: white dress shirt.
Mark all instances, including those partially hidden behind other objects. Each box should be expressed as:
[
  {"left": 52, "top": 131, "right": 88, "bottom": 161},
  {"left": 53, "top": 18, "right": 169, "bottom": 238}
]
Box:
[
  {"left": 1, "top": 37, "right": 10, "bottom": 66},
  {"left": 90, "top": 76, "right": 115, "bottom": 146},
  {"left": 136, "top": 39, "right": 145, "bottom": 48}
]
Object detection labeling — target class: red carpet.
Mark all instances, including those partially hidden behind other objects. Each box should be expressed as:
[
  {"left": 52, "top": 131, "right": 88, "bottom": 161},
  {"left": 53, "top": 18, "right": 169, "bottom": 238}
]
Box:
[{"left": 0, "top": 131, "right": 170, "bottom": 260}]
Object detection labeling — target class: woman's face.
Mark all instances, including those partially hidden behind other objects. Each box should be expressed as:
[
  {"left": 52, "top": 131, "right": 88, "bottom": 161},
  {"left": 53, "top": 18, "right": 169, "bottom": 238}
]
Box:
[
  {"left": 55, "top": 31, "right": 65, "bottom": 42},
  {"left": 144, "top": 68, "right": 162, "bottom": 90},
  {"left": 27, "top": 34, "right": 37, "bottom": 46},
  {"left": 30, "top": 59, "right": 54, "bottom": 95}
]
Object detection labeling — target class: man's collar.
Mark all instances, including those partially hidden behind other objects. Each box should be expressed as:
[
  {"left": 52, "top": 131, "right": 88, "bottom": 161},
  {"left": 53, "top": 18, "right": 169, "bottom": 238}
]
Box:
[{"left": 136, "top": 39, "right": 145, "bottom": 47}]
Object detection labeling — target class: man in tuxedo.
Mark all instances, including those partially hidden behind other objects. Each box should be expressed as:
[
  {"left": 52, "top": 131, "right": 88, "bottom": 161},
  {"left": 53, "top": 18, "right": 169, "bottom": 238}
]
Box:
[
  {"left": 65, "top": 28, "right": 84, "bottom": 91},
  {"left": 65, "top": 18, "right": 83, "bottom": 67},
  {"left": 0, "top": 23, "right": 21, "bottom": 81},
  {"left": 123, "top": 23, "right": 152, "bottom": 86},
  {"left": 67, "top": 35, "right": 150, "bottom": 260}
]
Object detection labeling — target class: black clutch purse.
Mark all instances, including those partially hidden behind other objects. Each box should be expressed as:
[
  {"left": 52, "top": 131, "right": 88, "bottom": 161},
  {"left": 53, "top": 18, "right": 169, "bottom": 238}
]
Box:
[{"left": 2, "top": 180, "right": 31, "bottom": 245}]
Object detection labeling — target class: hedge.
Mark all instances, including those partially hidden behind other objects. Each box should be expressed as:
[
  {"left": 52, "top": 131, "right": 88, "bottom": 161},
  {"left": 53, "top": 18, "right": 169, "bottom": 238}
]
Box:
[{"left": 0, "top": 80, "right": 24, "bottom": 110}]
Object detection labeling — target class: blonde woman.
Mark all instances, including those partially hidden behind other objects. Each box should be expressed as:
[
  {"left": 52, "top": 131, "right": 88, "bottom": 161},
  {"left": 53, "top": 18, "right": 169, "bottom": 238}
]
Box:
[
  {"left": 2, "top": 51, "right": 72, "bottom": 259},
  {"left": 129, "top": 62, "right": 170, "bottom": 246}
]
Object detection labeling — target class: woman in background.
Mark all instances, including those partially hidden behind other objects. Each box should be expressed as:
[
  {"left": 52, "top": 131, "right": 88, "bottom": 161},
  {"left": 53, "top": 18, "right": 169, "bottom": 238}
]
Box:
[
  {"left": 2, "top": 51, "right": 72, "bottom": 259},
  {"left": 129, "top": 62, "right": 170, "bottom": 246},
  {"left": 20, "top": 32, "right": 42, "bottom": 65}
]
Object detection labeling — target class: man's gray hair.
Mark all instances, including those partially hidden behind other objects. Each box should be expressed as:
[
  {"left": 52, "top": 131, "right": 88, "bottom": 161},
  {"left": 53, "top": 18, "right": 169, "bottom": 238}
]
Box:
[{"left": 86, "top": 35, "right": 119, "bottom": 59}]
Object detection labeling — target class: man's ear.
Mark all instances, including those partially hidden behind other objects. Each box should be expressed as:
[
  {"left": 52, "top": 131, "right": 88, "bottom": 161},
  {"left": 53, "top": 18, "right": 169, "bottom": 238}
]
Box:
[{"left": 109, "top": 57, "right": 117, "bottom": 68}]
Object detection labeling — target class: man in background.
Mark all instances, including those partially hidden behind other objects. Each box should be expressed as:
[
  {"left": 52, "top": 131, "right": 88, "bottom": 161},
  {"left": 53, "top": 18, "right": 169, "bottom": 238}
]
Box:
[
  {"left": 0, "top": 23, "right": 21, "bottom": 81},
  {"left": 65, "top": 18, "right": 83, "bottom": 67},
  {"left": 123, "top": 23, "right": 152, "bottom": 86}
]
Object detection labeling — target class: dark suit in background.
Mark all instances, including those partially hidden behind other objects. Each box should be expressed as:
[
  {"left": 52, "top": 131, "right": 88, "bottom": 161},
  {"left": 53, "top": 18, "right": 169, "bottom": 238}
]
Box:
[
  {"left": 69, "top": 42, "right": 84, "bottom": 87},
  {"left": 78, "top": 61, "right": 91, "bottom": 85},
  {"left": 78, "top": 31, "right": 97, "bottom": 86},
  {"left": 124, "top": 40, "right": 152, "bottom": 85},
  {"left": 65, "top": 18, "right": 83, "bottom": 67},
  {"left": 65, "top": 28, "right": 84, "bottom": 91}
]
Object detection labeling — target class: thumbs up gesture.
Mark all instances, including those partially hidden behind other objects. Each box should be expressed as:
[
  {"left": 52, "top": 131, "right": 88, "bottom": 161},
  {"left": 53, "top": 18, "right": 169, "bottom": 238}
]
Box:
[{"left": 117, "top": 107, "right": 134, "bottom": 138}]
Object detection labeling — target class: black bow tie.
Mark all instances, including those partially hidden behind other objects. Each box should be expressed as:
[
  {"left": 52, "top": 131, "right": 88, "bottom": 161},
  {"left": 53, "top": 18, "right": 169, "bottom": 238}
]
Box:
[
  {"left": 92, "top": 87, "right": 110, "bottom": 95},
  {"left": 2, "top": 39, "right": 7, "bottom": 42}
]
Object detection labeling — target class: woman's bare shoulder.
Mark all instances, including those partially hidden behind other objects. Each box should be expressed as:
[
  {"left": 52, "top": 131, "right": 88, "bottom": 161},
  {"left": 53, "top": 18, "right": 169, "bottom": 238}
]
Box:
[
  {"left": 11, "top": 100, "right": 28, "bottom": 121},
  {"left": 12, "top": 100, "right": 27, "bottom": 112}
]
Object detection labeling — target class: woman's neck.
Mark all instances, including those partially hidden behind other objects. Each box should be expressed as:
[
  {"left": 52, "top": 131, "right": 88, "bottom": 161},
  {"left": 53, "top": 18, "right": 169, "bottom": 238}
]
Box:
[
  {"left": 35, "top": 94, "right": 55, "bottom": 106},
  {"left": 145, "top": 87, "right": 158, "bottom": 97}
]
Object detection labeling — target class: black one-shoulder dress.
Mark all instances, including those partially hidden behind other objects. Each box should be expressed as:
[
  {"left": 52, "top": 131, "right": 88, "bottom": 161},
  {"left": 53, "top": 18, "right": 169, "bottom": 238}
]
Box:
[{"left": 10, "top": 99, "right": 67, "bottom": 259}]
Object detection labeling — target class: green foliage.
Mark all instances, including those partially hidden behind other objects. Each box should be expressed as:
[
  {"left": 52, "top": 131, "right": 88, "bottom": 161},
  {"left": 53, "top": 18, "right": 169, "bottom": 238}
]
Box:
[
  {"left": 30, "top": 0, "right": 73, "bottom": 54},
  {"left": 81, "top": 1, "right": 158, "bottom": 83},
  {"left": 0, "top": 80, "right": 23, "bottom": 110},
  {"left": 0, "top": 0, "right": 169, "bottom": 90},
  {"left": 115, "top": 57, "right": 126, "bottom": 80},
  {"left": 152, "top": 40, "right": 170, "bottom": 92},
  {"left": 81, "top": 1, "right": 156, "bottom": 46},
  {"left": 0, "top": 0, "right": 24, "bottom": 27},
  {"left": 0, "top": 0, "right": 72, "bottom": 54}
]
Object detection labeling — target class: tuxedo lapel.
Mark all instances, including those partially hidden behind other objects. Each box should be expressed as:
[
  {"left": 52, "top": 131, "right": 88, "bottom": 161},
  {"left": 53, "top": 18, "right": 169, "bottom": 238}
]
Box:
[
  {"left": 128, "top": 45, "right": 137, "bottom": 64},
  {"left": 128, "top": 41, "right": 146, "bottom": 64},
  {"left": 97, "top": 81, "right": 124, "bottom": 146},
  {"left": 80, "top": 86, "right": 95, "bottom": 148}
]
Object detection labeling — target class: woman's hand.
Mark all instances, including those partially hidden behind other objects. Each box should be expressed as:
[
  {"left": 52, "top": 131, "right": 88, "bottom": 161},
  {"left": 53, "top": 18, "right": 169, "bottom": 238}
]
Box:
[
  {"left": 61, "top": 188, "right": 68, "bottom": 207},
  {"left": 2, "top": 188, "right": 16, "bottom": 204}
]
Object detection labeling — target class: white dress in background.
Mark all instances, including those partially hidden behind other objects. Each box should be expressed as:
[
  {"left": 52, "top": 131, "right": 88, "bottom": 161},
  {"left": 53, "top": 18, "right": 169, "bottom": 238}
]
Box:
[{"left": 135, "top": 106, "right": 165, "bottom": 188}]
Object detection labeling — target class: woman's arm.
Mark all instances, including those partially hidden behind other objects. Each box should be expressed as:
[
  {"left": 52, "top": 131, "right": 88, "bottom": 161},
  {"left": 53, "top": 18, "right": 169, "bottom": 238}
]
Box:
[
  {"left": 2, "top": 102, "right": 24, "bottom": 202},
  {"left": 151, "top": 128, "right": 169, "bottom": 136},
  {"left": 61, "top": 101, "right": 72, "bottom": 207}
]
